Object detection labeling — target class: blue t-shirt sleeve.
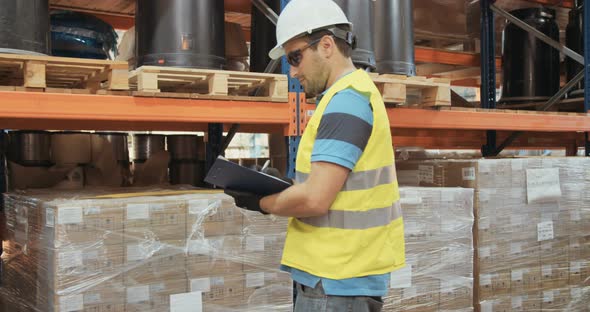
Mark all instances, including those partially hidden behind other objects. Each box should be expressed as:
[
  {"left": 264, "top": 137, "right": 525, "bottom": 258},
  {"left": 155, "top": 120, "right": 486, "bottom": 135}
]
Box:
[{"left": 311, "top": 88, "right": 373, "bottom": 170}]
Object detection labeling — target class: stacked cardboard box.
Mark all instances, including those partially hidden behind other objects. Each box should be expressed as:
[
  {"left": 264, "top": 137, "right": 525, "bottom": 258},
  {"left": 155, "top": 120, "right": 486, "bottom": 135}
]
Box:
[
  {"left": 384, "top": 187, "right": 474, "bottom": 312},
  {"left": 396, "top": 158, "right": 590, "bottom": 311},
  {"left": 0, "top": 188, "right": 292, "bottom": 312}
]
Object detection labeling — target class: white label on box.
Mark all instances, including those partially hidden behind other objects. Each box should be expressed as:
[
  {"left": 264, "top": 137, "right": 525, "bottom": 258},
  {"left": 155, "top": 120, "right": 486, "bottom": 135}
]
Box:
[
  {"left": 462, "top": 167, "right": 476, "bottom": 181},
  {"left": 542, "top": 265, "right": 553, "bottom": 277},
  {"left": 57, "top": 206, "right": 83, "bottom": 224},
  {"left": 188, "top": 199, "right": 209, "bottom": 215},
  {"left": 399, "top": 197, "right": 422, "bottom": 205},
  {"left": 211, "top": 277, "right": 224, "bottom": 286},
  {"left": 480, "top": 301, "right": 493, "bottom": 312},
  {"left": 441, "top": 191, "right": 455, "bottom": 202},
  {"left": 511, "top": 269, "right": 524, "bottom": 281},
  {"left": 45, "top": 208, "right": 55, "bottom": 227},
  {"left": 59, "top": 294, "right": 83, "bottom": 312},
  {"left": 127, "top": 244, "right": 146, "bottom": 262},
  {"left": 246, "top": 272, "right": 265, "bottom": 288},
  {"left": 246, "top": 236, "right": 265, "bottom": 252},
  {"left": 84, "top": 206, "right": 100, "bottom": 215},
  {"left": 511, "top": 160, "right": 524, "bottom": 171},
  {"left": 188, "top": 239, "right": 210, "bottom": 255},
  {"left": 59, "top": 250, "right": 83, "bottom": 269},
  {"left": 402, "top": 287, "right": 417, "bottom": 299},
  {"left": 571, "top": 287, "right": 582, "bottom": 299},
  {"left": 170, "top": 292, "right": 202, "bottom": 312},
  {"left": 84, "top": 293, "right": 101, "bottom": 305},
  {"left": 126, "top": 204, "right": 150, "bottom": 220},
  {"left": 479, "top": 247, "right": 491, "bottom": 258},
  {"left": 510, "top": 243, "right": 522, "bottom": 254},
  {"left": 480, "top": 274, "right": 492, "bottom": 286},
  {"left": 418, "top": 165, "right": 434, "bottom": 184},
  {"left": 190, "top": 278, "right": 211, "bottom": 293},
  {"left": 150, "top": 203, "right": 166, "bottom": 212},
  {"left": 570, "top": 261, "right": 582, "bottom": 273},
  {"left": 537, "top": 221, "right": 554, "bottom": 241},
  {"left": 85, "top": 250, "right": 99, "bottom": 260},
  {"left": 390, "top": 265, "right": 412, "bottom": 289},
  {"left": 543, "top": 290, "right": 554, "bottom": 303},
  {"left": 526, "top": 168, "right": 562, "bottom": 204},
  {"left": 571, "top": 210, "right": 581, "bottom": 221},
  {"left": 127, "top": 285, "right": 150, "bottom": 303},
  {"left": 511, "top": 296, "right": 523, "bottom": 309},
  {"left": 151, "top": 283, "right": 165, "bottom": 293}
]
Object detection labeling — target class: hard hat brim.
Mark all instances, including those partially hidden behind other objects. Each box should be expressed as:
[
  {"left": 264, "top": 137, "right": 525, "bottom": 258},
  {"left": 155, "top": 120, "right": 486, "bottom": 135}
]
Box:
[{"left": 269, "top": 44, "right": 285, "bottom": 60}]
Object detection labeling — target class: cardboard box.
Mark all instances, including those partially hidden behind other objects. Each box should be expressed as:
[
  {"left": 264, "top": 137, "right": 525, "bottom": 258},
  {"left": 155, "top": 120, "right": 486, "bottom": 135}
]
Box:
[
  {"left": 124, "top": 240, "right": 186, "bottom": 284},
  {"left": 241, "top": 271, "right": 292, "bottom": 311},
  {"left": 123, "top": 200, "right": 186, "bottom": 242},
  {"left": 186, "top": 235, "right": 243, "bottom": 276},
  {"left": 125, "top": 278, "right": 188, "bottom": 312},
  {"left": 50, "top": 280, "right": 125, "bottom": 312},
  {"left": 188, "top": 274, "right": 244, "bottom": 309}
]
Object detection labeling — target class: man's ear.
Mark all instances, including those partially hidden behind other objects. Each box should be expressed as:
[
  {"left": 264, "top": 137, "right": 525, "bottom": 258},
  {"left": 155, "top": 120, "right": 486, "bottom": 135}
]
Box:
[{"left": 320, "top": 35, "right": 336, "bottom": 58}]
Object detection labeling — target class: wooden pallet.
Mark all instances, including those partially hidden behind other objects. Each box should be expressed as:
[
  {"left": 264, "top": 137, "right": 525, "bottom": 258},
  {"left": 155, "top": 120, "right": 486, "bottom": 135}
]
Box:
[
  {"left": 371, "top": 74, "right": 451, "bottom": 107},
  {"left": 439, "top": 106, "right": 589, "bottom": 116},
  {"left": 0, "top": 53, "right": 129, "bottom": 91},
  {"left": 129, "top": 66, "right": 288, "bottom": 101}
]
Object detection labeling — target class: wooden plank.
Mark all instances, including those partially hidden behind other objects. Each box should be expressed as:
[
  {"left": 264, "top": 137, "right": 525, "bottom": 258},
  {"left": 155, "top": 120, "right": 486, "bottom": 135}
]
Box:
[{"left": 24, "top": 61, "right": 46, "bottom": 88}]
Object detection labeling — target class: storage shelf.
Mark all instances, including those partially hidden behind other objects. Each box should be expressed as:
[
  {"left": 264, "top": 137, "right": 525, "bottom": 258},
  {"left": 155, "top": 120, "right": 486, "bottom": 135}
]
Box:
[{"left": 1, "top": 91, "right": 588, "bottom": 151}]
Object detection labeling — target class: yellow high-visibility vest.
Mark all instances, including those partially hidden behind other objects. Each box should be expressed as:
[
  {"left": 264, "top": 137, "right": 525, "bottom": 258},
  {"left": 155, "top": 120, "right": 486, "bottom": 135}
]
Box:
[{"left": 281, "top": 69, "right": 405, "bottom": 279}]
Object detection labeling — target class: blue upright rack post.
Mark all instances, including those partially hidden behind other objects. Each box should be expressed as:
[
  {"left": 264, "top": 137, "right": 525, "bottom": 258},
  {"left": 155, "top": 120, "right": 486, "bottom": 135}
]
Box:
[
  {"left": 281, "top": 0, "right": 304, "bottom": 180},
  {"left": 584, "top": 0, "right": 590, "bottom": 155},
  {"left": 480, "top": 0, "right": 497, "bottom": 157}
]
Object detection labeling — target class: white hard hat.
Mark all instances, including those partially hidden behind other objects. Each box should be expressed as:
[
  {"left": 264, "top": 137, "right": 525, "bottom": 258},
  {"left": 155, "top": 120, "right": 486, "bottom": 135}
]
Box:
[{"left": 269, "top": 0, "right": 353, "bottom": 60}]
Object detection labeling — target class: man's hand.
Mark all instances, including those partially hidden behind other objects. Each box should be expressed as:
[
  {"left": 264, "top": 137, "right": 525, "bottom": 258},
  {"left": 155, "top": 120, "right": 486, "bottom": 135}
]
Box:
[{"left": 224, "top": 189, "right": 269, "bottom": 214}]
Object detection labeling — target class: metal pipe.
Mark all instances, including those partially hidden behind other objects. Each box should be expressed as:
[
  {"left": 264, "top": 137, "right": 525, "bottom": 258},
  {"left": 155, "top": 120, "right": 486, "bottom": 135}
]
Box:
[
  {"left": 491, "top": 4, "right": 584, "bottom": 64},
  {"left": 251, "top": 0, "right": 278, "bottom": 25}
]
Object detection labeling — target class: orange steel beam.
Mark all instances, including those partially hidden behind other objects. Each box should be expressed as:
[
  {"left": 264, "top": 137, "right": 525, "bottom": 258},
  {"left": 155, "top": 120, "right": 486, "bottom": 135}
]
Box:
[
  {"left": 415, "top": 47, "right": 501, "bottom": 69},
  {"left": 0, "top": 91, "right": 290, "bottom": 132},
  {"left": 388, "top": 108, "right": 590, "bottom": 132},
  {"left": 524, "top": 0, "right": 574, "bottom": 8}
]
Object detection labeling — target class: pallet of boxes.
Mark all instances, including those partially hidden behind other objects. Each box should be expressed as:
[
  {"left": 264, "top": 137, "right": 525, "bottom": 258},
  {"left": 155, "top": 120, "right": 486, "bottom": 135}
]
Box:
[
  {"left": 396, "top": 157, "right": 590, "bottom": 311},
  {"left": 0, "top": 187, "right": 292, "bottom": 312}
]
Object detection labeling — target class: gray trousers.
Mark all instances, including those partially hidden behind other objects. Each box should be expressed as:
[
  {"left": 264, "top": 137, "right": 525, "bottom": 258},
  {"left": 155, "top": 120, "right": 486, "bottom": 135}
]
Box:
[{"left": 294, "top": 282, "right": 384, "bottom": 312}]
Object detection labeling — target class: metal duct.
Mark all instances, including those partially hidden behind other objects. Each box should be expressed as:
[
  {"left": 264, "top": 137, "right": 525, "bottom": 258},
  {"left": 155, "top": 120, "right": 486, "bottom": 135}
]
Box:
[
  {"left": 0, "top": 0, "right": 50, "bottom": 54},
  {"left": 372, "top": 0, "right": 415, "bottom": 76},
  {"left": 250, "top": 0, "right": 281, "bottom": 73},
  {"left": 7, "top": 130, "right": 51, "bottom": 166},
  {"left": 500, "top": 8, "right": 560, "bottom": 104},
  {"left": 334, "top": 0, "right": 376, "bottom": 70},
  {"left": 135, "top": 0, "right": 225, "bottom": 69},
  {"left": 132, "top": 134, "right": 165, "bottom": 162}
]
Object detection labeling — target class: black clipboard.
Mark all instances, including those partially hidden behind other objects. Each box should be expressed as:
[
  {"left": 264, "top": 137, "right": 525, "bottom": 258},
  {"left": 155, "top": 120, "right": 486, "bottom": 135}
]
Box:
[{"left": 204, "top": 156, "right": 291, "bottom": 196}]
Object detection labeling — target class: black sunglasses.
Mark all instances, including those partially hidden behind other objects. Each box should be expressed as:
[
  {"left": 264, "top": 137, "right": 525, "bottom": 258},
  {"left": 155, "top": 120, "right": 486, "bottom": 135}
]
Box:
[{"left": 286, "top": 38, "right": 322, "bottom": 67}]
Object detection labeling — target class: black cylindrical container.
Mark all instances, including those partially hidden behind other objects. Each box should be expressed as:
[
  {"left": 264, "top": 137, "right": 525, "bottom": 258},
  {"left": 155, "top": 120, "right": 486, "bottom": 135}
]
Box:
[
  {"left": 169, "top": 161, "right": 205, "bottom": 186},
  {"left": 372, "top": 0, "right": 415, "bottom": 76},
  {"left": 135, "top": 0, "right": 225, "bottom": 69},
  {"left": 167, "top": 135, "right": 205, "bottom": 161},
  {"left": 132, "top": 134, "right": 165, "bottom": 163},
  {"left": 334, "top": 0, "right": 375, "bottom": 70},
  {"left": 95, "top": 132, "right": 130, "bottom": 164},
  {"left": 501, "top": 8, "right": 560, "bottom": 104},
  {"left": 566, "top": 0, "right": 584, "bottom": 97},
  {"left": 0, "top": 0, "right": 50, "bottom": 54},
  {"left": 7, "top": 130, "right": 52, "bottom": 166},
  {"left": 250, "top": 0, "right": 281, "bottom": 73}
]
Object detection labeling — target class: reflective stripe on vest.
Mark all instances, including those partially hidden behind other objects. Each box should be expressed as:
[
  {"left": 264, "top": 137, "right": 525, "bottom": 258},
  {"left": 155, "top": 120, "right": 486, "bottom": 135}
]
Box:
[
  {"left": 295, "top": 164, "right": 397, "bottom": 192},
  {"left": 297, "top": 200, "right": 402, "bottom": 230}
]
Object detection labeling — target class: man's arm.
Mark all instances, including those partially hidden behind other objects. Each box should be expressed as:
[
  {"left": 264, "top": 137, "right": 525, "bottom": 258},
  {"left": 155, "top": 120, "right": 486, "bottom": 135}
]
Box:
[{"left": 259, "top": 161, "right": 349, "bottom": 217}]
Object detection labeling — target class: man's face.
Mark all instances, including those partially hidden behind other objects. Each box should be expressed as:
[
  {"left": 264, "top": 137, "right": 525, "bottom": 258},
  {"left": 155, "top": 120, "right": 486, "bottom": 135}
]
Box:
[{"left": 283, "top": 37, "right": 329, "bottom": 98}]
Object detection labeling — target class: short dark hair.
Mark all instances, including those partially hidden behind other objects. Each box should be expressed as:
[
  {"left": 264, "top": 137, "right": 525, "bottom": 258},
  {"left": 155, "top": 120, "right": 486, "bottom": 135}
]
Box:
[{"left": 304, "top": 24, "right": 353, "bottom": 58}]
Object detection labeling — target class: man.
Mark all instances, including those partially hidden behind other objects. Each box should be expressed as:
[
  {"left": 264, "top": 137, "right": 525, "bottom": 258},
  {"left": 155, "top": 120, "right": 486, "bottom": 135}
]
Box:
[{"left": 226, "top": 0, "right": 405, "bottom": 311}]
